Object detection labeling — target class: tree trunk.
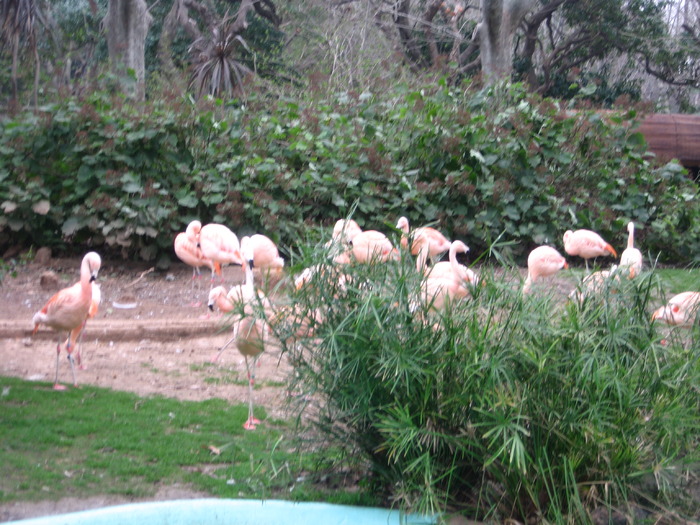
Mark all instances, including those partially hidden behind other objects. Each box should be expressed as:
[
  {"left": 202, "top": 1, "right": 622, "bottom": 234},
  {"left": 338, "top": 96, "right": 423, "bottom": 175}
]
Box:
[
  {"left": 104, "top": 0, "right": 153, "bottom": 100},
  {"left": 478, "top": 0, "right": 534, "bottom": 83}
]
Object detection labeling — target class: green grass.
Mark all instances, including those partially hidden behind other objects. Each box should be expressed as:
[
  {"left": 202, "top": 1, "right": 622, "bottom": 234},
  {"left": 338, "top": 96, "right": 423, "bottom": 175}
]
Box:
[
  {"left": 657, "top": 267, "right": 700, "bottom": 294},
  {"left": 0, "top": 377, "right": 377, "bottom": 507}
]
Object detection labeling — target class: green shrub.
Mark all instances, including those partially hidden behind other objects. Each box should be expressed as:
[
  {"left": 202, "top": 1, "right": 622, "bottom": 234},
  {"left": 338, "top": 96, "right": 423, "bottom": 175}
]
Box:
[
  {"left": 273, "top": 247, "right": 699, "bottom": 522},
  {"left": 1, "top": 81, "right": 698, "bottom": 265}
]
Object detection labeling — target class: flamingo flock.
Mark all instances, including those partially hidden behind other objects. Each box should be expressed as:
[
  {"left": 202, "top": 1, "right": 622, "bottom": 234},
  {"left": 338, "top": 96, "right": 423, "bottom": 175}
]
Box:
[{"left": 30, "top": 217, "right": 698, "bottom": 430}]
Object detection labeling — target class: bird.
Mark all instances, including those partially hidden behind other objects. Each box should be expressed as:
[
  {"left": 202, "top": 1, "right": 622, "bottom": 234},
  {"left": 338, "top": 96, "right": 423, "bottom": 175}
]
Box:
[
  {"left": 32, "top": 252, "right": 102, "bottom": 390},
  {"left": 396, "top": 216, "right": 451, "bottom": 269},
  {"left": 72, "top": 282, "right": 101, "bottom": 370},
  {"left": 568, "top": 265, "right": 620, "bottom": 304},
  {"left": 174, "top": 220, "right": 219, "bottom": 304},
  {"left": 563, "top": 229, "right": 617, "bottom": 272},
  {"left": 240, "top": 234, "right": 284, "bottom": 289},
  {"left": 231, "top": 314, "right": 268, "bottom": 430},
  {"left": 328, "top": 219, "right": 363, "bottom": 245},
  {"left": 523, "top": 246, "right": 568, "bottom": 294},
  {"left": 651, "top": 292, "right": 700, "bottom": 326},
  {"left": 424, "top": 240, "right": 475, "bottom": 283},
  {"left": 294, "top": 263, "right": 349, "bottom": 292},
  {"left": 417, "top": 241, "right": 476, "bottom": 312},
  {"left": 619, "top": 222, "right": 643, "bottom": 278},
  {"left": 335, "top": 230, "right": 399, "bottom": 264},
  {"left": 198, "top": 223, "right": 244, "bottom": 286},
  {"left": 209, "top": 246, "right": 273, "bottom": 362},
  {"left": 240, "top": 234, "right": 284, "bottom": 271}
]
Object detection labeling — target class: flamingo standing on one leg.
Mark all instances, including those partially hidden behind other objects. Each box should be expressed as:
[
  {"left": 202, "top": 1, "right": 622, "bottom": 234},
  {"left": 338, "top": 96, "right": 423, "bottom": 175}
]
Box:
[
  {"left": 174, "top": 220, "right": 220, "bottom": 305},
  {"left": 32, "top": 252, "right": 102, "bottom": 390},
  {"left": 523, "top": 246, "right": 568, "bottom": 294},
  {"left": 198, "top": 223, "right": 244, "bottom": 287},
  {"left": 232, "top": 314, "right": 268, "bottom": 430},
  {"left": 619, "top": 222, "right": 643, "bottom": 278},
  {"left": 396, "top": 216, "right": 451, "bottom": 269},
  {"left": 209, "top": 247, "right": 272, "bottom": 362},
  {"left": 563, "top": 229, "right": 617, "bottom": 272}
]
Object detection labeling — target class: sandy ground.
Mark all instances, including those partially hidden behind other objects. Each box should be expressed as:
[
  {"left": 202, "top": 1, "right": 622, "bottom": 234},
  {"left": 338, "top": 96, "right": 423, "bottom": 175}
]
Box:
[{"left": 0, "top": 254, "right": 296, "bottom": 522}]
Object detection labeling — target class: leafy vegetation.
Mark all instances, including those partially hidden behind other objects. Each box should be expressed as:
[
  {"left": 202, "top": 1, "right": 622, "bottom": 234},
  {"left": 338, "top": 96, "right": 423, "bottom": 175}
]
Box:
[
  {"left": 0, "top": 376, "right": 375, "bottom": 507},
  {"left": 1, "top": 82, "right": 698, "bottom": 266},
  {"left": 271, "top": 243, "right": 700, "bottom": 522}
]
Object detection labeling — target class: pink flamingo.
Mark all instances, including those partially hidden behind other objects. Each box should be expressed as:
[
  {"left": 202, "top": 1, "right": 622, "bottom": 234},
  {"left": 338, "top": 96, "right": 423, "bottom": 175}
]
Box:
[
  {"left": 335, "top": 230, "right": 399, "bottom": 264},
  {"left": 32, "top": 252, "right": 102, "bottom": 390},
  {"left": 563, "top": 229, "right": 617, "bottom": 272},
  {"left": 396, "top": 216, "right": 451, "bottom": 269},
  {"left": 523, "top": 246, "right": 568, "bottom": 294},
  {"left": 652, "top": 292, "right": 700, "bottom": 326},
  {"left": 198, "top": 223, "right": 244, "bottom": 286},
  {"left": 418, "top": 241, "right": 477, "bottom": 311},
  {"left": 174, "top": 220, "right": 220, "bottom": 303},
  {"left": 619, "top": 222, "right": 643, "bottom": 278}
]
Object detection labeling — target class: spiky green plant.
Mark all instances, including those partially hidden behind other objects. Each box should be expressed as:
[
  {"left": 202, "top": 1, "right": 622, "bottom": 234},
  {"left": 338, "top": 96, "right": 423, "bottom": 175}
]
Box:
[
  {"left": 188, "top": 14, "right": 253, "bottom": 100},
  {"left": 269, "top": 237, "right": 700, "bottom": 523}
]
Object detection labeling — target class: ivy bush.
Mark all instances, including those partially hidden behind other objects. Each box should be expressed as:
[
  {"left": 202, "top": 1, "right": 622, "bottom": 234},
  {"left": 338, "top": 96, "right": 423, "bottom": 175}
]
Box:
[{"left": 1, "top": 81, "right": 698, "bottom": 265}]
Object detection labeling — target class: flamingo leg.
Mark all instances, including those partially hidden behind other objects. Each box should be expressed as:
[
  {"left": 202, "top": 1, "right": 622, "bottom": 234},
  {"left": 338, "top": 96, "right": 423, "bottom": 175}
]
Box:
[
  {"left": 75, "top": 319, "right": 88, "bottom": 370},
  {"left": 243, "top": 355, "right": 261, "bottom": 430},
  {"left": 53, "top": 338, "right": 67, "bottom": 391},
  {"left": 66, "top": 346, "right": 78, "bottom": 388}
]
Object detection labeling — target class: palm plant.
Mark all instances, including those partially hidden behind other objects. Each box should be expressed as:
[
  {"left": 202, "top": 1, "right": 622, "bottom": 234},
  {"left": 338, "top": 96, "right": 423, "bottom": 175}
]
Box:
[{"left": 188, "top": 14, "right": 253, "bottom": 100}]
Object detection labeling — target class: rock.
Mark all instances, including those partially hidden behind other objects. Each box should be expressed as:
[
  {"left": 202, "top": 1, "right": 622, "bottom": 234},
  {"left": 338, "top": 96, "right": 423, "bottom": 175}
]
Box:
[
  {"left": 39, "top": 271, "right": 60, "bottom": 291},
  {"left": 33, "top": 247, "right": 52, "bottom": 266}
]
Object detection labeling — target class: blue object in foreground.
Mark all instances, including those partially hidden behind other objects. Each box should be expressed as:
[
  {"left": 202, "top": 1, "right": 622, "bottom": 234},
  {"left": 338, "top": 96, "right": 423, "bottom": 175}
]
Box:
[{"left": 5, "top": 498, "right": 438, "bottom": 525}]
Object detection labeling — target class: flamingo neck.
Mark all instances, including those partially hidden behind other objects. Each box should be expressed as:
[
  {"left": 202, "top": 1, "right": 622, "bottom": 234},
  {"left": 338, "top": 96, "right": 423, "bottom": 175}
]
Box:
[{"left": 627, "top": 226, "right": 634, "bottom": 249}]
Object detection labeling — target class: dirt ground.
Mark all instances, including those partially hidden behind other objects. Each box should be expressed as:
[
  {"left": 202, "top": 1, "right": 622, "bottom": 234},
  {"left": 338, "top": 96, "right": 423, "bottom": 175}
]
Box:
[{"left": 0, "top": 253, "right": 298, "bottom": 522}]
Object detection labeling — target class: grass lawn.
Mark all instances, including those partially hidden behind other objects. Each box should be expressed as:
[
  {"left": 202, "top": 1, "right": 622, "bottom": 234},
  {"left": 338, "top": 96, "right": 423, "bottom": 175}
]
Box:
[{"left": 0, "top": 376, "right": 376, "bottom": 508}]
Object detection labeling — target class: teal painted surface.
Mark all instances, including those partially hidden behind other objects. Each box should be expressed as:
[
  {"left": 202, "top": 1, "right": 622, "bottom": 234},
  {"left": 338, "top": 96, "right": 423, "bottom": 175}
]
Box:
[{"left": 5, "top": 499, "right": 437, "bottom": 525}]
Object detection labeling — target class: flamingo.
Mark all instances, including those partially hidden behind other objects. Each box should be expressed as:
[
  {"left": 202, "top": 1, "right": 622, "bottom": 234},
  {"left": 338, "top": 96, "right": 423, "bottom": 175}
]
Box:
[
  {"left": 569, "top": 265, "right": 620, "bottom": 304},
  {"left": 335, "top": 230, "right": 399, "bottom": 264},
  {"left": 231, "top": 314, "right": 268, "bottom": 430},
  {"left": 209, "top": 247, "right": 272, "bottom": 362},
  {"left": 32, "top": 252, "right": 102, "bottom": 390},
  {"left": 619, "top": 222, "right": 643, "bottom": 278},
  {"left": 523, "top": 246, "right": 568, "bottom": 294},
  {"left": 563, "top": 229, "right": 617, "bottom": 272},
  {"left": 651, "top": 292, "right": 700, "bottom": 326},
  {"left": 198, "top": 223, "right": 244, "bottom": 286},
  {"left": 174, "top": 220, "right": 219, "bottom": 304},
  {"left": 329, "top": 219, "right": 363, "bottom": 245},
  {"left": 416, "top": 241, "right": 476, "bottom": 312},
  {"left": 240, "top": 234, "right": 284, "bottom": 271},
  {"left": 294, "top": 264, "right": 349, "bottom": 292},
  {"left": 424, "top": 240, "right": 475, "bottom": 283},
  {"left": 396, "top": 216, "right": 451, "bottom": 269}
]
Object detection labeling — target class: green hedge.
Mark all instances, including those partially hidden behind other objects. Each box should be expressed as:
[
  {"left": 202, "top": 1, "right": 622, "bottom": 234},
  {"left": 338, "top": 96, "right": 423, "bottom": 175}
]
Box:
[{"left": 1, "top": 81, "right": 698, "bottom": 265}]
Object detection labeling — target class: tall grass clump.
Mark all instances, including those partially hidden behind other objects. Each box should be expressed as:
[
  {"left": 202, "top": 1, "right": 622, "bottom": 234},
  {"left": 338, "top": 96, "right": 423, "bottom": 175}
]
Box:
[{"left": 272, "top": 240, "right": 700, "bottom": 523}]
